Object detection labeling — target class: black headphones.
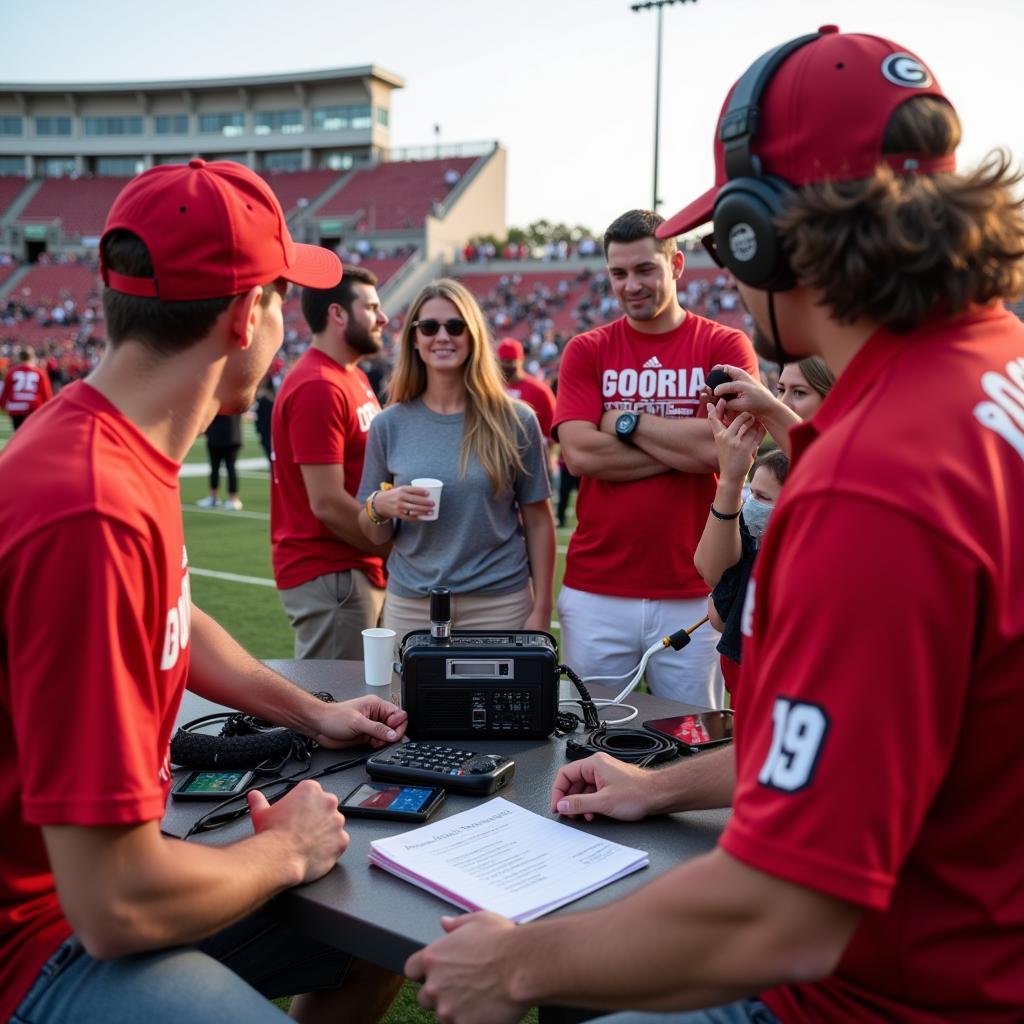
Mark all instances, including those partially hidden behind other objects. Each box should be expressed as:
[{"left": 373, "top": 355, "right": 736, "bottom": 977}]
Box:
[{"left": 711, "top": 32, "right": 822, "bottom": 292}]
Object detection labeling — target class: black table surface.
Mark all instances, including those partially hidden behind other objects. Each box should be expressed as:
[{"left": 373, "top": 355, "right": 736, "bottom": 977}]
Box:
[{"left": 163, "top": 660, "right": 730, "bottom": 975}]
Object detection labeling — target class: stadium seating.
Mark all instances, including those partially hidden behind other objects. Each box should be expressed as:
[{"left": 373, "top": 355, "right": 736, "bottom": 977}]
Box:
[
  {"left": 16, "top": 178, "right": 131, "bottom": 238},
  {"left": 260, "top": 169, "right": 344, "bottom": 217},
  {"left": 15, "top": 263, "right": 99, "bottom": 306},
  {"left": 0, "top": 177, "right": 28, "bottom": 219},
  {"left": 317, "top": 157, "right": 477, "bottom": 231}
]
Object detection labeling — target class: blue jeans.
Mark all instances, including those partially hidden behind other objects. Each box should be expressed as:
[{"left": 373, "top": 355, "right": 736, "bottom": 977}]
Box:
[
  {"left": 10, "top": 903, "right": 350, "bottom": 1024},
  {"left": 591, "top": 1000, "right": 780, "bottom": 1024}
]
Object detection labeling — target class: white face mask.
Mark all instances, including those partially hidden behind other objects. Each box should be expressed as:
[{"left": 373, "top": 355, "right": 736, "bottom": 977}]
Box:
[{"left": 741, "top": 495, "right": 775, "bottom": 540}]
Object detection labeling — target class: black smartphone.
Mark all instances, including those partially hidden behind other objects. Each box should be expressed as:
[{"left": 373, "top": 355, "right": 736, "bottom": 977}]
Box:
[
  {"left": 171, "top": 769, "right": 256, "bottom": 801},
  {"left": 642, "top": 711, "right": 735, "bottom": 753},
  {"left": 339, "top": 781, "right": 446, "bottom": 822}
]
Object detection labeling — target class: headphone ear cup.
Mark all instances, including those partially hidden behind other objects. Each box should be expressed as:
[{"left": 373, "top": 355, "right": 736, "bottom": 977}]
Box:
[{"left": 712, "top": 176, "right": 796, "bottom": 291}]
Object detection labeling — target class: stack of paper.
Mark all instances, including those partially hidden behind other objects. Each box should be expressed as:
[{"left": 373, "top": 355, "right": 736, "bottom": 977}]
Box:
[{"left": 368, "top": 797, "right": 648, "bottom": 923}]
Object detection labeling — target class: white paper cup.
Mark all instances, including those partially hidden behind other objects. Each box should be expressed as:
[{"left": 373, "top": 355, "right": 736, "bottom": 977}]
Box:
[
  {"left": 411, "top": 478, "right": 443, "bottom": 521},
  {"left": 362, "top": 628, "right": 397, "bottom": 686}
]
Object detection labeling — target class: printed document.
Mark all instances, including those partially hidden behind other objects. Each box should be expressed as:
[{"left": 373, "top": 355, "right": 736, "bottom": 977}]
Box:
[{"left": 368, "top": 797, "right": 648, "bottom": 922}]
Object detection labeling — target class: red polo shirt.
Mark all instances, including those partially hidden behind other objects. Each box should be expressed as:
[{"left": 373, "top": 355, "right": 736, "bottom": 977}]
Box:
[{"left": 722, "top": 306, "right": 1024, "bottom": 1022}]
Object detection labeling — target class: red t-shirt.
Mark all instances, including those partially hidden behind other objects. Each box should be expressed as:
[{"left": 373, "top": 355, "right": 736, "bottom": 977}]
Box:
[
  {"left": 0, "top": 363, "right": 52, "bottom": 415},
  {"left": 721, "top": 307, "right": 1024, "bottom": 1022},
  {"left": 553, "top": 313, "right": 757, "bottom": 598},
  {"left": 270, "top": 347, "right": 386, "bottom": 590},
  {"left": 0, "top": 382, "right": 191, "bottom": 1020},
  {"left": 505, "top": 374, "right": 556, "bottom": 439}
]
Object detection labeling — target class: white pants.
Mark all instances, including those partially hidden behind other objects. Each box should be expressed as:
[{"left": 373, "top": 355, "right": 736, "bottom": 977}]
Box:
[{"left": 557, "top": 585, "right": 723, "bottom": 708}]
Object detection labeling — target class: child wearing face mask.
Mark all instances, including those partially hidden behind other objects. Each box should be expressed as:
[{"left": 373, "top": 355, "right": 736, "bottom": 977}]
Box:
[{"left": 694, "top": 406, "right": 789, "bottom": 700}]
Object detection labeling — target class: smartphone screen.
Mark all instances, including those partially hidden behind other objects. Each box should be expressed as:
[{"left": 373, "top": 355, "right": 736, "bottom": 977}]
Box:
[
  {"left": 643, "top": 711, "right": 734, "bottom": 748},
  {"left": 172, "top": 769, "right": 254, "bottom": 800},
  {"left": 340, "top": 782, "right": 444, "bottom": 820}
]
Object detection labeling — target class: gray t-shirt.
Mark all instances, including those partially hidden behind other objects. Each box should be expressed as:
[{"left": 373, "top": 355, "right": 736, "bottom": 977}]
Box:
[{"left": 357, "top": 398, "right": 550, "bottom": 598}]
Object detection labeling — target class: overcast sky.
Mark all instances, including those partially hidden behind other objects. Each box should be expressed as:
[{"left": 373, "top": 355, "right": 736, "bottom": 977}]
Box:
[{"left": 4, "top": 0, "right": 1021, "bottom": 234}]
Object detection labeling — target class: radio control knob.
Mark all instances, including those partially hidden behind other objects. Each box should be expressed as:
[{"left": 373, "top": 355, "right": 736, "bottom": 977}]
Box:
[{"left": 467, "top": 756, "right": 498, "bottom": 774}]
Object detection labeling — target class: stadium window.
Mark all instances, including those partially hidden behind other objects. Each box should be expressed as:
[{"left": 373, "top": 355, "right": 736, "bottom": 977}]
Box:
[
  {"left": 96, "top": 157, "right": 145, "bottom": 176},
  {"left": 40, "top": 157, "right": 77, "bottom": 177},
  {"left": 35, "top": 116, "right": 72, "bottom": 137},
  {"left": 254, "top": 109, "right": 303, "bottom": 135},
  {"left": 198, "top": 112, "right": 246, "bottom": 136},
  {"left": 349, "top": 106, "right": 372, "bottom": 130},
  {"left": 0, "top": 156, "right": 26, "bottom": 175},
  {"left": 320, "top": 151, "right": 354, "bottom": 171},
  {"left": 205, "top": 152, "right": 250, "bottom": 166},
  {"left": 263, "top": 150, "right": 304, "bottom": 172},
  {"left": 83, "top": 116, "right": 144, "bottom": 136},
  {"left": 0, "top": 116, "right": 23, "bottom": 136},
  {"left": 313, "top": 104, "right": 372, "bottom": 132},
  {"left": 376, "top": 107, "right": 389, "bottom": 128},
  {"left": 154, "top": 114, "right": 190, "bottom": 135}
]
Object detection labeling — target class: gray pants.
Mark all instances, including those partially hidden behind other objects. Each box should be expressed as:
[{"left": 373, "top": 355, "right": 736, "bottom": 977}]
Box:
[{"left": 279, "top": 569, "right": 386, "bottom": 660}]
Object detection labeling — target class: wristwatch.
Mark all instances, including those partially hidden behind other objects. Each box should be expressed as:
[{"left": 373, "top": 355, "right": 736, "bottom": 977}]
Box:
[{"left": 614, "top": 411, "right": 640, "bottom": 444}]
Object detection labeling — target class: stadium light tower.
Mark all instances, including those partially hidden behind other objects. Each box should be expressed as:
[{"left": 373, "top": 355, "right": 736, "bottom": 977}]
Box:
[{"left": 631, "top": 0, "right": 698, "bottom": 211}]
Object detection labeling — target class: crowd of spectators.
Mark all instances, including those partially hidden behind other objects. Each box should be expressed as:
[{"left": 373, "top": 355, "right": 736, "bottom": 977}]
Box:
[{"left": 0, "top": 247, "right": 748, "bottom": 408}]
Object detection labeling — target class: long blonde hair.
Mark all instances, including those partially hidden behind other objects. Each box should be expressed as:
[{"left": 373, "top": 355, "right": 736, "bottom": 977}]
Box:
[{"left": 391, "top": 278, "right": 528, "bottom": 494}]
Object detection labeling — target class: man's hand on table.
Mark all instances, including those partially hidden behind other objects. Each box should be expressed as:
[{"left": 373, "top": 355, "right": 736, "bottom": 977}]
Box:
[
  {"left": 551, "top": 752, "right": 658, "bottom": 822},
  {"left": 248, "top": 779, "right": 350, "bottom": 884},
  {"left": 312, "top": 694, "right": 409, "bottom": 749},
  {"left": 406, "top": 912, "right": 527, "bottom": 1024}
]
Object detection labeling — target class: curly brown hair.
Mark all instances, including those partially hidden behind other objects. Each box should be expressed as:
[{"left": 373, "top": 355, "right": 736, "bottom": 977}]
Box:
[{"left": 777, "top": 97, "right": 1024, "bottom": 332}]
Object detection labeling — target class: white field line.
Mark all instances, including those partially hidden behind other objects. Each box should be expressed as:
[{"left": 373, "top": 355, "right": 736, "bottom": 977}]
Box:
[
  {"left": 188, "top": 566, "right": 277, "bottom": 588},
  {"left": 179, "top": 457, "right": 269, "bottom": 478}
]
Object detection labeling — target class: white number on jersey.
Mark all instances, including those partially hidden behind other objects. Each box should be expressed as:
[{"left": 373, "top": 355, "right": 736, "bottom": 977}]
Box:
[
  {"left": 974, "top": 356, "right": 1024, "bottom": 461},
  {"left": 758, "top": 698, "right": 829, "bottom": 793}
]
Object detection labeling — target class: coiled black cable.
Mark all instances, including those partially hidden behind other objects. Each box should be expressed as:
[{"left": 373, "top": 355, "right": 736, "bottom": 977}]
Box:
[{"left": 566, "top": 724, "right": 679, "bottom": 767}]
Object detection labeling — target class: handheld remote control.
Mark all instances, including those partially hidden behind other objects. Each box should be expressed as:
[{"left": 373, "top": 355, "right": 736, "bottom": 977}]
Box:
[{"left": 366, "top": 741, "right": 515, "bottom": 795}]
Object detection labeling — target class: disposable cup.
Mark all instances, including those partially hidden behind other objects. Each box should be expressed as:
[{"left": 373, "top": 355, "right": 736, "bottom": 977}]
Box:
[
  {"left": 411, "top": 478, "right": 443, "bottom": 521},
  {"left": 362, "top": 628, "right": 397, "bottom": 686}
]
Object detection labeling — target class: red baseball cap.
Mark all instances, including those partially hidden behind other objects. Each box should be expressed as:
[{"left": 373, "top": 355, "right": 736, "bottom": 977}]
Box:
[
  {"left": 497, "top": 338, "right": 524, "bottom": 361},
  {"left": 658, "top": 27, "right": 956, "bottom": 238},
  {"left": 100, "top": 158, "right": 342, "bottom": 300}
]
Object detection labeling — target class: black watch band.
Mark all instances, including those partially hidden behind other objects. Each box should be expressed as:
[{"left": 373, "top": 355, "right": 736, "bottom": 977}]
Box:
[{"left": 615, "top": 411, "right": 640, "bottom": 444}]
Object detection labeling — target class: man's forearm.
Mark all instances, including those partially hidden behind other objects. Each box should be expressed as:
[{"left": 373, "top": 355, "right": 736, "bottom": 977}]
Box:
[
  {"left": 315, "top": 492, "right": 391, "bottom": 557},
  {"left": 186, "top": 605, "right": 327, "bottom": 734},
  {"left": 502, "top": 849, "right": 856, "bottom": 1013},
  {"left": 630, "top": 415, "right": 719, "bottom": 473},
  {"left": 646, "top": 743, "right": 736, "bottom": 813},
  {"left": 562, "top": 430, "right": 670, "bottom": 481},
  {"left": 45, "top": 819, "right": 306, "bottom": 959}
]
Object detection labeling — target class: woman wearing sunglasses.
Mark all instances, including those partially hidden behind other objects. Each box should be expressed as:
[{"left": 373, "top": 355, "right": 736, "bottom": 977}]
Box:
[{"left": 357, "top": 279, "right": 555, "bottom": 636}]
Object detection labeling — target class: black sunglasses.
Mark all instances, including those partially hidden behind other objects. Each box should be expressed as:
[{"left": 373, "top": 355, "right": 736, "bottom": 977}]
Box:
[
  {"left": 700, "top": 232, "right": 724, "bottom": 269},
  {"left": 412, "top": 318, "right": 467, "bottom": 337}
]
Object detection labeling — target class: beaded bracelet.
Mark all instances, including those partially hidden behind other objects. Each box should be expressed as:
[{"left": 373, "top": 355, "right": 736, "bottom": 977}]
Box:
[{"left": 366, "top": 490, "right": 389, "bottom": 526}]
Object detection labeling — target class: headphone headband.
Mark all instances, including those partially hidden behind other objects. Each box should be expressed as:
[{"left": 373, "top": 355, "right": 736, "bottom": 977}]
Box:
[{"left": 720, "top": 32, "right": 821, "bottom": 181}]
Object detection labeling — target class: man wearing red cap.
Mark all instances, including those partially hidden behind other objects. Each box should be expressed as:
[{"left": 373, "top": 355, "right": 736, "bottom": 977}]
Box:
[
  {"left": 496, "top": 337, "right": 557, "bottom": 440},
  {"left": 553, "top": 209, "right": 758, "bottom": 708},
  {"left": 406, "top": 28, "right": 1024, "bottom": 1023},
  {"left": 0, "top": 160, "right": 407, "bottom": 1023}
]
